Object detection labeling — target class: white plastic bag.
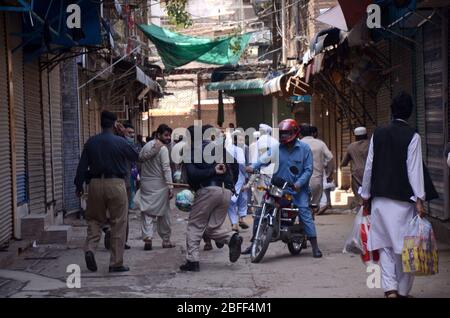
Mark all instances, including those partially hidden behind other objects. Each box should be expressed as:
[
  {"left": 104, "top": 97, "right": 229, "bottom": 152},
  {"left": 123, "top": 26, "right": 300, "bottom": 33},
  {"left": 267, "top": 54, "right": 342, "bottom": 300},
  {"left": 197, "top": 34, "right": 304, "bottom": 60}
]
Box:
[{"left": 343, "top": 207, "right": 364, "bottom": 254}]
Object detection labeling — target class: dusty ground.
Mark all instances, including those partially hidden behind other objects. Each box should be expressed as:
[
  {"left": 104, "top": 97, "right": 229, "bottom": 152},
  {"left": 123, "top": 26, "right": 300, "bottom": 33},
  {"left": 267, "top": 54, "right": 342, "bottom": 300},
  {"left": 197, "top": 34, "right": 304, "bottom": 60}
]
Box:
[{"left": 1, "top": 201, "right": 449, "bottom": 298}]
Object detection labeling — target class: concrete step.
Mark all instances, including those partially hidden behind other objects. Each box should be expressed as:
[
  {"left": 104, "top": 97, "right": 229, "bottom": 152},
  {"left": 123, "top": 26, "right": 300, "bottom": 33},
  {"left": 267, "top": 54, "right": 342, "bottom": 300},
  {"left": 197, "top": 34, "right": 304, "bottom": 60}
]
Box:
[
  {"left": 20, "top": 214, "right": 48, "bottom": 241},
  {"left": 20, "top": 214, "right": 71, "bottom": 244},
  {"left": 38, "top": 225, "right": 72, "bottom": 245}
]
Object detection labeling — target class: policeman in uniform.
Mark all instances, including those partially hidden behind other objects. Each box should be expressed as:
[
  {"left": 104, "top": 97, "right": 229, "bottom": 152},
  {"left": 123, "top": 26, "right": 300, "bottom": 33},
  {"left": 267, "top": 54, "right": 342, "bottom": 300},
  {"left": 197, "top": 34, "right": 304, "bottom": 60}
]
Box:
[{"left": 75, "top": 111, "right": 139, "bottom": 272}]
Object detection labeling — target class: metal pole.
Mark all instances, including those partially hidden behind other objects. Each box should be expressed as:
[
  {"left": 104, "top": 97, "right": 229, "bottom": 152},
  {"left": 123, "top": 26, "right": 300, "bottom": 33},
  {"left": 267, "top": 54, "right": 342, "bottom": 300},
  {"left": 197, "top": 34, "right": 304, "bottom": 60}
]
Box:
[
  {"left": 272, "top": 96, "right": 278, "bottom": 128},
  {"left": 197, "top": 72, "right": 202, "bottom": 120}
]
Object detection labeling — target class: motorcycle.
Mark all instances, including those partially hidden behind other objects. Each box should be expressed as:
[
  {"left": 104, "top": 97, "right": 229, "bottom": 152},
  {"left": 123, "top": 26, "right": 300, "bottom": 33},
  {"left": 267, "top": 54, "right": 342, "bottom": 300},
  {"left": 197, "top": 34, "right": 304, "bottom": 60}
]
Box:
[{"left": 249, "top": 174, "right": 308, "bottom": 263}]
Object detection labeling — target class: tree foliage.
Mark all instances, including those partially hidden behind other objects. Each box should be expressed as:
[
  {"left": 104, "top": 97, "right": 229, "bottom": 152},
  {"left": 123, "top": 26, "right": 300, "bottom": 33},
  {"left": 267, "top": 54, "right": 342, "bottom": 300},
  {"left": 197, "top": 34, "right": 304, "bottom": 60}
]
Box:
[{"left": 165, "top": 0, "right": 193, "bottom": 28}]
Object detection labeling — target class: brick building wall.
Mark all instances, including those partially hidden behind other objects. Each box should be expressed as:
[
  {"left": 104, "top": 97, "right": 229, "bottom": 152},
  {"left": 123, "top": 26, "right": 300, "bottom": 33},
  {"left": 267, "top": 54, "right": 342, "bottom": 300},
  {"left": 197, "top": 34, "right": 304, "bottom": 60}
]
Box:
[{"left": 145, "top": 103, "right": 236, "bottom": 137}]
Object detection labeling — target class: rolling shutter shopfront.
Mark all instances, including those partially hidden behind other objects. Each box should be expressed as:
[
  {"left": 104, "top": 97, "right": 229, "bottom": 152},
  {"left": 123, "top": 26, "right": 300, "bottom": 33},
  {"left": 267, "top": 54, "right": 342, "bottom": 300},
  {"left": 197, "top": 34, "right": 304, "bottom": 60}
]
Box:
[
  {"left": 0, "top": 13, "right": 13, "bottom": 246},
  {"left": 42, "top": 69, "right": 54, "bottom": 209},
  {"left": 422, "top": 13, "right": 448, "bottom": 220},
  {"left": 61, "top": 59, "right": 81, "bottom": 213},
  {"left": 25, "top": 60, "right": 45, "bottom": 215},
  {"left": 49, "top": 66, "right": 64, "bottom": 213},
  {"left": 8, "top": 14, "right": 27, "bottom": 206},
  {"left": 376, "top": 39, "right": 392, "bottom": 125}
]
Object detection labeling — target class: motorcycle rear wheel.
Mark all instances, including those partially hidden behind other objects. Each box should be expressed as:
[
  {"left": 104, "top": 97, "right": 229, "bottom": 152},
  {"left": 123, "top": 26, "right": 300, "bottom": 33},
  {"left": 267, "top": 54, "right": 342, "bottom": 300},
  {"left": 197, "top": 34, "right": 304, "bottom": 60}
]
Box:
[
  {"left": 287, "top": 239, "right": 304, "bottom": 255},
  {"left": 251, "top": 218, "right": 273, "bottom": 263}
]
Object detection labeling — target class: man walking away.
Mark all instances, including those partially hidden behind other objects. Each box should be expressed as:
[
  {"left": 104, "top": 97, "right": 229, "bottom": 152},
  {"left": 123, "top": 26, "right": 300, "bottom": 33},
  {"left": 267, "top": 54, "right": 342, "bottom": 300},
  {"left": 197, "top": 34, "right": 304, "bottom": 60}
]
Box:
[
  {"left": 75, "top": 111, "right": 139, "bottom": 273},
  {"left": 180, "top": 125, "right": 243, "bottom": 272},
  {"left": 360, "top": 92, "right": 438, "bottom": 298},
  {"left": 135, "top": 124, "right": 175, "bottom": 250},
  {"left": 341, "top": 127, "right": 369, "bottom": 212},
  {"left": 300, "top": 125, "right": 333, "bottom": 214}
]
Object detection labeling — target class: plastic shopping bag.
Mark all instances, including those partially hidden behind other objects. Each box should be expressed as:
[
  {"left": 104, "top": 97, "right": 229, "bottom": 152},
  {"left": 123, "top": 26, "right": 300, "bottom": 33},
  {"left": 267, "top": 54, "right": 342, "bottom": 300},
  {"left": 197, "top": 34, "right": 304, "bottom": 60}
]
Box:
[
  {"left": 402, "top": 216, "right": 438, "bottom": 276},
  {"left": 343, "top": 208, "right": 364, "bottom": 254},
  {"left": 343, "top": 207, "right": 379, "bottom": 264},
  {"left": 360, "top": 213, "right": 379, "bottom": 264}
]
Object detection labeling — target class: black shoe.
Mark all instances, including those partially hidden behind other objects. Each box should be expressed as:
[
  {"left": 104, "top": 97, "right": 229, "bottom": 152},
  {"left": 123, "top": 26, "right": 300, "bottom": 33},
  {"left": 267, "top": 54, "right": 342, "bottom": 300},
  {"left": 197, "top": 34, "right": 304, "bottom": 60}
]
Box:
[
  {"left": 241, "top": 245, "right": 252, "bottom": 255},
  {"left": 204, "top": 242, "right": 213, "bottom": 251},
  {"left": 124, "top": 243, "right": 131, "bottom": 250},
  {"left": 215, "top": 241, "right": 224, "bottom": 249},
  {"left": 144, "top": 241, "right": 152, "bottom": 251},
  {"left": 313, "top": 249, "right": 323, "bottom": 258},
  {"left": 109, "top": 266, "right": 130, "bottom": 273},
  {"left": 179, "top": 261, "right": 200, "bottom": 272},
  {"left": 228, "top": 233, "right": 243, "bottom": 263},
  {"left": 85, "top": 251, "right": 97, "bottom": 272},
  {"left": 104, "top": 230, "right": 111, "bottom": 250}
]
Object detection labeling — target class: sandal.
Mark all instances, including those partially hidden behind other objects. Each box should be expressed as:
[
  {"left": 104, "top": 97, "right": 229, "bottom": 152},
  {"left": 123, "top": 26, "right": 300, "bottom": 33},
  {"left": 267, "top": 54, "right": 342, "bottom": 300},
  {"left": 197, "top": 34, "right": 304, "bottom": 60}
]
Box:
[{"left": 384, "top": 290, "right": 399, "bottom": 298}]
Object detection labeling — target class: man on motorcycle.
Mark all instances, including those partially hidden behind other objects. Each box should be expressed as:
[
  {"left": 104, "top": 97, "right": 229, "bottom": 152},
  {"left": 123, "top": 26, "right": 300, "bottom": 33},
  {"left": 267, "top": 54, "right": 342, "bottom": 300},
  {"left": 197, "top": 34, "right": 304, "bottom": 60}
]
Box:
[{"left": 246, "top": 119, "right": 323, "bottom": 258}]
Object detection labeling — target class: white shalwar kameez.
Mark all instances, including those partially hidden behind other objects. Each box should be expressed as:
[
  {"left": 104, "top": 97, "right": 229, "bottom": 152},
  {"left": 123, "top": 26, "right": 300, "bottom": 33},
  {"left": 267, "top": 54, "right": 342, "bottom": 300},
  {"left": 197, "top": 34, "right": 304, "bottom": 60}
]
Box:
[{"left": 360, "top": 131, "right": 426, "bottom": 296}]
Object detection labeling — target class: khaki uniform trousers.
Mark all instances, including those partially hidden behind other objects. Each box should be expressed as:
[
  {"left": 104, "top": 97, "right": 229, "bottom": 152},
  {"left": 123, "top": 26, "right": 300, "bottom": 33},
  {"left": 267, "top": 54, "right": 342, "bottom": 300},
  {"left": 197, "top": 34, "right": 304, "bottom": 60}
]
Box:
[
  {"left": 85, "top": 178, "right": 128, "bottom": 267},
  {"left": 186, "top": 186, "right": 233, "bottom": 262}
]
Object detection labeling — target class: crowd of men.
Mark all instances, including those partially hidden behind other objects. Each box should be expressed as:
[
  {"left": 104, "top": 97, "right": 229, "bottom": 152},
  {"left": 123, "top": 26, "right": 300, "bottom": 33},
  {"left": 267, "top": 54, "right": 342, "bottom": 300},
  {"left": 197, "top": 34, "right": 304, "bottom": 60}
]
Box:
[{"left": 74, "top": 91, "right": 440, "bottom": 298}]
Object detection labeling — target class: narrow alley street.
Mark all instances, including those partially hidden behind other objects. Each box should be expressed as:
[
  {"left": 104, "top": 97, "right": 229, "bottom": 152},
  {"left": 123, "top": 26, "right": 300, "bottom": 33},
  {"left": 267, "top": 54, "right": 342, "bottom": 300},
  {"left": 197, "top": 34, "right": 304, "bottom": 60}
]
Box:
[{"left": 1, "top": 200, "right": 449, "bottom": 298}]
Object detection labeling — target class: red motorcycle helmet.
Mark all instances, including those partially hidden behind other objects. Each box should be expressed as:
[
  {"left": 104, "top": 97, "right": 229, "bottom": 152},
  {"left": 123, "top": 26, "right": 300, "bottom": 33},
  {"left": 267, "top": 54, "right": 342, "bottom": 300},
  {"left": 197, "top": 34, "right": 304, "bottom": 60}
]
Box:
[{"left": 278, "top": 119, "right": 300, "bottom": 144}]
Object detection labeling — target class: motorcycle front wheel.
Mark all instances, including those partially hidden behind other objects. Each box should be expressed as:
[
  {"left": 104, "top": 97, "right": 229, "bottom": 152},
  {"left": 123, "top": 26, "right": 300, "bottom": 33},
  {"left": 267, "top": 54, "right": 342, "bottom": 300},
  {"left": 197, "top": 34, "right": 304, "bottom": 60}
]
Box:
[{"left": 251, "top": 214, "right": 273, "bottom": 263}]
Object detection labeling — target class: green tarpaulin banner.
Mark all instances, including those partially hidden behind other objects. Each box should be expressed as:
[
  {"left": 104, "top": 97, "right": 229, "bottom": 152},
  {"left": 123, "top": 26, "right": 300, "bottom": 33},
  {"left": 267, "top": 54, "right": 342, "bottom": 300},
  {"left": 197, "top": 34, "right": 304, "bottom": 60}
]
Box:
[{"left": 138, "top": 24, "right": 252, "bottom": 70}]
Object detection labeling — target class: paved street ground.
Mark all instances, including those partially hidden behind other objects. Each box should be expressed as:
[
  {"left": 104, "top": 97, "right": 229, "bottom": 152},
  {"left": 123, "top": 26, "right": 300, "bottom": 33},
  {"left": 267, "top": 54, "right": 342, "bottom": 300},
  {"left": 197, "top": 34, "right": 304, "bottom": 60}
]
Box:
[{"left": 1, "top": 199, "right": 449, "bottom": 298}]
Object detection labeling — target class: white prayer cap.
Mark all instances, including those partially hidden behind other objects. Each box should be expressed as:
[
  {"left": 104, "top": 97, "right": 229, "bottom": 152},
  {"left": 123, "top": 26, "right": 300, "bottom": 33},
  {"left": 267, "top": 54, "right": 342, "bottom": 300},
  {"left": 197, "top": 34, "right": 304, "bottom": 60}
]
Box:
[
  {"left": 354, "top": 127, "right": 367, "bottom": 136},
  {"left": 259, "top": 124, "right": 272, "bottom": 135},
  {"left": 253, "top": 131, "right": 260, "bottom": 139},
  {"left": 231, "top": 129, "right": 243, "bottom": 137}
]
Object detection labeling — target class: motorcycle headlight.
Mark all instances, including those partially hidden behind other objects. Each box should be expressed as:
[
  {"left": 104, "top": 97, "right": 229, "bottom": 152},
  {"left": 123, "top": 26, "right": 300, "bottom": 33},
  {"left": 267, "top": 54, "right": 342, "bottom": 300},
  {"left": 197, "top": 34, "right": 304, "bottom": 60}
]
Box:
[{"left": 269, "top": 185, "right": 283, "bottom": 197}]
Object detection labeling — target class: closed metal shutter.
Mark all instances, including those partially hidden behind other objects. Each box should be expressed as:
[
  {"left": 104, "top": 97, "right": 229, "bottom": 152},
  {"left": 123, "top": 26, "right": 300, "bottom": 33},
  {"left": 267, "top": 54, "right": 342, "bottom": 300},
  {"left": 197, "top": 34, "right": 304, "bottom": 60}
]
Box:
[
  {"left": 80, "top": 82, "right": 90, "bottom": 145},
  {"left": 376, "top": 40, "right": 392, "bottom": 125},
  {"left": 423, "top": 13, "right": 448, "bottom": 220},
  {"left": 61, "top": 59, "right": 80, "bottom": 213},
  {"left": 391, "top": 39, "right": 415, "bottom": 127},
  {"left": 0, "top": 14, "right": 13, "bottom": 246},
  {"left": 25, "top": 60, "right": 45, "bottom": 214},
  {"left": 50, "top": 66, "right": 63, "bottom": 213},
  {"left": 7, "top": 15, "right": 27, "bottom": 206},
  {"left": 415, "top": 28, "right": 427, "bottom": 156},
  {"left": 364, "top": 92, "right": 377, "bottom": 135},
  {"left": 41, "top": 69, "right": 53, "bottom": 206}
]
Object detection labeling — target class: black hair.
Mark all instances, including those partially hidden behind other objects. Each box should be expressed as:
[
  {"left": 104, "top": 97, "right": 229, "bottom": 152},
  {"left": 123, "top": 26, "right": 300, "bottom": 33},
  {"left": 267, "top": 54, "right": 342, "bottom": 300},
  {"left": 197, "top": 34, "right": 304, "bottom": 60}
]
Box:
[
  {"left": 300, "top": 124, "right": 312, "bottom": 137},
  {"left": 146, "top": 136, "right": 152, "bottom": 142},
  {"left": 123, "top": 122, "right": 134, "bottom": 130},
  {"left": 156, "top": 124, "right": 172, "bottom": 136},
  {"left": 101, "top": 110, "right": 117, "bottom": 129},
  {"left": 391, "top": 91, "right": 413, "bottom": 120},
  {"left": 310, "top": 126, "right": 318, "bottom": 135}
]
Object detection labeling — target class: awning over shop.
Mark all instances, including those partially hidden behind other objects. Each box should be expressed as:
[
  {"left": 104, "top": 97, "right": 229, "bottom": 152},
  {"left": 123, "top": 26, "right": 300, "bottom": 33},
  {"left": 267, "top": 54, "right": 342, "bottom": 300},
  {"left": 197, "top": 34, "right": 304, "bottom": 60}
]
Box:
[
  {"left": 206, "top": 79, "right": 264, "bottom": 96},
  {"left": 18, "top": 0, "right": 102, "bottom": 58},
  {"left": 262, "top": 67, "right": 311, "bottom": 97},
  {"left": 310, "top": 28, "right": 342, "bottom": 55},
  {"left": 136, "top": 66, "right": 162, "bottom": 96},
  {"left": 0, "top": 0, "right": 31, "bottom": 12},
  {"left": 263, "top": 75, "right": 285, "bottom": 96},
  {"left": 138, "top": 24, "right": 252, "bottom": 71},
  {"left": 316, "top": 0, "right": 372, "bottom": 32}
]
